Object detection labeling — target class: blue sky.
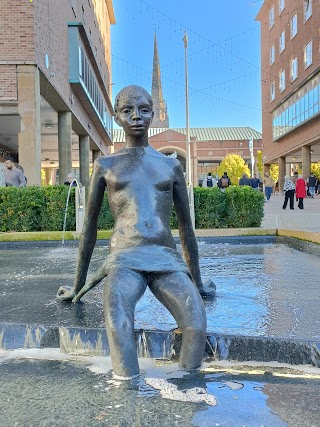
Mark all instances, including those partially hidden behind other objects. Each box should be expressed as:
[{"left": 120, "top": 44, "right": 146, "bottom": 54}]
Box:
[{"left": 111, "top": 0, "right": 264, "bottom": 131}]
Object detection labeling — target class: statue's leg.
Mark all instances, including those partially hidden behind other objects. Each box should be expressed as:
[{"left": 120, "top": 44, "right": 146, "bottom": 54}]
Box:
[
  {"left": 103, "top": 267, "right": 148, "bottom": 378},
  {"left": 149, "top": 272, "right": 207, "bottom": 370}
]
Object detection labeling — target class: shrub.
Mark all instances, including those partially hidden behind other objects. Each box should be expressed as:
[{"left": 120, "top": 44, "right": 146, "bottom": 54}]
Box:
[{"left": 0, "top": 185, "right": 264, "bottom": 232}]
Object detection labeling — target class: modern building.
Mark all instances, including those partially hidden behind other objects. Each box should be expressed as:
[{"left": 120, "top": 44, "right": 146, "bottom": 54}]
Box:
[
  {"left": 256, "top": 0, "right": 320, "bottom": 188},
  {"left": 113, "top": 127, "right": 263, "bottom": 185},
  {"left": 0, "top": 0, "right": 115, "bottom": 186}
]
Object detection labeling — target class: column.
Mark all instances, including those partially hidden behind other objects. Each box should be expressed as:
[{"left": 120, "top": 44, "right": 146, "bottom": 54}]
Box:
[
  {"left": 278, "top": 156, "right": 286, "bottom": 194},
  {"left": 17, "top": 65, "right": 41, "bottom": 186},
  {"left": 92, "top": 149, "right": 102, "bottom": 163},
  {"left": 79, "top": 135, "right": 90, "bottom": 187},
  {"left": 302, "top": 146, "right": 311, "bottom": 180},
  {"left": 263, "top": 164, "right": 270, "bottom": 175},
  {"left": 58, "top": 111, "right": 72, "bottom": 184}
]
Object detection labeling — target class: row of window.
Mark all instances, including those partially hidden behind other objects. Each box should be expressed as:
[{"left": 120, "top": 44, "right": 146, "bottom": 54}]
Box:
[
  {"left": 269, "top": 0, "right": 312, "bottom": 29},
  {"left": 78, "top": 45, "right": 112, "bottom": 137},
  {"left": 270, "top": 40, "right": 312, "bottom": 101},
  {"left": 269, "top": 13, "right": 300, "bottom": 64},
  {"left": 272, "top": 72, "right": 320, "bottom": 140}
]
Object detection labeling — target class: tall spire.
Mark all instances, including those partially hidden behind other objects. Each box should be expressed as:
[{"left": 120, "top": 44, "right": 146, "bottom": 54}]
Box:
[{"left": 151, "top": 32, "right": 169, "bottom": 128}]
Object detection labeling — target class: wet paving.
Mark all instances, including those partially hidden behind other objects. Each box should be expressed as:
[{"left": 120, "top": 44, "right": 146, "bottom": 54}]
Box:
[
  {"left": 0, "top": 240, "right": 320, "bottom": 340},
  {"left": 0, "top": 353, "right": 320, "bottom": 427}
]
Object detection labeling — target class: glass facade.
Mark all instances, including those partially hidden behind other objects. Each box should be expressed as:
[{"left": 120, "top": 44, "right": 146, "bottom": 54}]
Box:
[
  {"left": 78, "top": 44, "right": 112, "bottom": 138},
  {"left": 272, "top": 73, "right": 320, "bottom": 140},
  {"left": 269, "top": 6, "right": 274, "bottom": 28}
]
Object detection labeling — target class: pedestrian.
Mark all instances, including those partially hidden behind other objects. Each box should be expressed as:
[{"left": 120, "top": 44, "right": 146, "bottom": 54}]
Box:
[
  {"left": 219, "top": 172, "right": 231, "bottom": 190},
  {"left": 307, "top": 173, "right": 316, "bottom": 198},
  {"left": 202, "top": 172, "right": 217, "bottom": 188},
  {"left": 250, "top": 174, "right": 261, "bottom": 190},
  {"left": 64, "top": 173, "right": 77, "bottom": 186},
  {"left": 292, "top": 171, "right": 299, "bottom": 201},
  {"left": 315, "top": 176, "right": 319, "bottom": 195},
  {"left": 238, "top": 173, "right": 251, "bottom": 186},
  {"left": 4, "top": 157, "right": 26, "bottom": 187},
  {"left": 263, "top": 172, "right": 273, "bottom": 202},
  {"left": 295, "top": 174, "right": 307, "bottom": 209},
  {"left": 282, "top": 175, "right": 295, "bottom": 210}
]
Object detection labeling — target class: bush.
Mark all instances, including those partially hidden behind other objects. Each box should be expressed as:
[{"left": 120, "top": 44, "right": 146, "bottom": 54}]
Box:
[{"left": 0, "top": 185, "right": 265, "bottom": 232}]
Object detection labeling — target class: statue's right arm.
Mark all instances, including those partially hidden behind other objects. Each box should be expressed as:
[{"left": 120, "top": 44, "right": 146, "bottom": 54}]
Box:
[{"left": 57, "top": 158, "right": 107, "bottom": 301}]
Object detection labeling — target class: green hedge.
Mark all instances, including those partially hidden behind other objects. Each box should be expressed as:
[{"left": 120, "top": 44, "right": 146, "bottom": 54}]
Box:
[{"left": 0, "top": 185, "right": 264, "bottom": 232}]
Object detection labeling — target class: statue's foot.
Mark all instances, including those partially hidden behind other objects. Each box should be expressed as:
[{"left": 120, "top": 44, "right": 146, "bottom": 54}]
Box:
[{"left": 199, "top": 280, "right": 216, "bottom": 299}]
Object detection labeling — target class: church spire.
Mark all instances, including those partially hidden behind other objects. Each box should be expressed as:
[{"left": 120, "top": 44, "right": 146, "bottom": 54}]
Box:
[{"left": 151, "top": 32, "right": 169, "bottom": 128}]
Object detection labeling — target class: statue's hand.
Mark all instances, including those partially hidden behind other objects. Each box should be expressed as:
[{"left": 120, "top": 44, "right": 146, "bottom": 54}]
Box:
[
  {"left": 56, "top": 286, "right": 77, "bottom": 302},
  {"left": 198, "top": 279, "right": 216, "bottom": 299}
]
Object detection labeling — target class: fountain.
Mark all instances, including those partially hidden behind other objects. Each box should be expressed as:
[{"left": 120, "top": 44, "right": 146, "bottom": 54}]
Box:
[{"left": 61, "top": 178, "right": 85, "bottom": 246}]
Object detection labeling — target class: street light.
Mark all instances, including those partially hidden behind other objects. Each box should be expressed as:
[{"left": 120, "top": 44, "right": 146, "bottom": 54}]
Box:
[
  {"left": 183, "top": 31, "right": 195, "bottom": 229},
  {"left": 248, "top": 136, "right": 255, "bottom": 177}
]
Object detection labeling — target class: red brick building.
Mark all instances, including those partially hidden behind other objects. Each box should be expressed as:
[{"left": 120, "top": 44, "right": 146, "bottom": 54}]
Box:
[
  {"left": 256, "top": 0, "right": 320, "bottom": 189},
  {"left": 0, "top": 0, "right": 115, "bottom": 186},
  {"left": 113, "top": 127, "right": 262, "bottom": 185}
]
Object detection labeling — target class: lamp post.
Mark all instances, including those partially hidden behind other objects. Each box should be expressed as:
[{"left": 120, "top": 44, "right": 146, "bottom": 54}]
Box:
[
  {"left": 183, "top": 31, "right": 195, "bottom": 229},
  {"left": 248, "top": 136, "right": 255, "bottom": 177}
]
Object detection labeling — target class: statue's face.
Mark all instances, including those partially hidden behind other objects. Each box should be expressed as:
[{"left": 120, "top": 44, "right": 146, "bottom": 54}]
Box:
[{"left": 115, "top": 90, "right": 154, "bottom": 137}]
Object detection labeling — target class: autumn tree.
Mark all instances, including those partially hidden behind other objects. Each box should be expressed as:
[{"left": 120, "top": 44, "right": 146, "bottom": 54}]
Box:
[
  {"left": 270, "top": 164, "right": 279, "bottom": 183},
  {"left": 257, "top": 150, "right": 263, "bottom": 176},
  {"left": 311, "top": 162, "right": 320, "bottom": 177},
  {"left": 217, "top": 153, "right": 251, "bottom": 185}
]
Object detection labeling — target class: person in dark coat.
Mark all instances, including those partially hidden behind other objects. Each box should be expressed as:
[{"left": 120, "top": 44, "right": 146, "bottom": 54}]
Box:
[{"left": 238, "top": 173, "right": 251, "bottom": 186}]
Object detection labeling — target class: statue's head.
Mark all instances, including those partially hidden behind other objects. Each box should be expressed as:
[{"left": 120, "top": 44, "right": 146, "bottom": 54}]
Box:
[
  {"left": 114, "top": 85, "right": 154, "bottom": 134},
  {"left": 114, "top": 85, "right": 153, "bottom": 114}
]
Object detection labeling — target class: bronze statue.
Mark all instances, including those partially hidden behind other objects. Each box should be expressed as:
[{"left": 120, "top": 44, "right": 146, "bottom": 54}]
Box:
[{"left": 57, "top": 85, "right": 215, "bottom": 378}]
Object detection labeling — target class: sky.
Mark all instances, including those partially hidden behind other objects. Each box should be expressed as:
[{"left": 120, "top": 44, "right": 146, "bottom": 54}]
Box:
[{"left": 111, "top": 0, "right": 264, "bottom": 131}]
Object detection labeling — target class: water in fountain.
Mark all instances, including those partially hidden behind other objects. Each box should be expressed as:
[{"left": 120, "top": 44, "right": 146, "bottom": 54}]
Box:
[{"left": 62, "top": 178, "right": 83, "bottom": 246}]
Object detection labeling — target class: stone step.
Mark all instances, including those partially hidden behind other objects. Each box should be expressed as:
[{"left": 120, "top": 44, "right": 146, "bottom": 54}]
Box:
[{"left": 1, "top": 323, "right": 319, "bottom": 368}]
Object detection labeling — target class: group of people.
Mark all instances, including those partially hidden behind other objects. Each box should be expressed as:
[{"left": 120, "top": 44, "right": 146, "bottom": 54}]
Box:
[
  {"left": 282, "top": 172, "right": 318, "bottom": 210},
  {"left": 201, "top": 172, "right": 231, "bottom": 190},
  {"left": 202, "top": 171, "right": 262, "bottom": 191}
]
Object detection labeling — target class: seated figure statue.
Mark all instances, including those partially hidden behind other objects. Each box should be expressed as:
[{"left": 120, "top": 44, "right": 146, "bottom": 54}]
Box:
[{"left": 57, "top": 85, "right": 215, "bottom": 378}]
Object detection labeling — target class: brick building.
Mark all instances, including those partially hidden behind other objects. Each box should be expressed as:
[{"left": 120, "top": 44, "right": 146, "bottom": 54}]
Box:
[
  {"left": 0, "top": 0, "right": 115, "bottom": 186},
  {"left": 113, "top": 127, "right": 262, "bottom": 185},
  {"left": 256, "top": 0, "right": 320, "bottom": 189}
]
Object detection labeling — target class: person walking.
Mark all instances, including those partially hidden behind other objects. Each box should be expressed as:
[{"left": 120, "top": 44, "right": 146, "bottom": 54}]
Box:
[
  {"left": 282, "top": 175, "right": 295, "bottom": 210},
  {"left": 250, "top": 174, "right": 261, "bottom": 190},
  {"left": 218, "top": 172, "right": 231, "bottom": 190},
  {"left": 4, "top": 157, "right": 26, "bottom": 187},
  {"left": 295, "top": 174, "right": 307, "bottom": 209},
  {"left": 202, "top": 172, "right": 217, "bottom": 188},
  {"left": 307, "top": 173, "right": 316, "bottom": 198},
  {"left": 238, "top": 173, "right": 251, "bottom": 186},
  {"left": 263, "top": 172, "right": 273, "bottom": 202}
]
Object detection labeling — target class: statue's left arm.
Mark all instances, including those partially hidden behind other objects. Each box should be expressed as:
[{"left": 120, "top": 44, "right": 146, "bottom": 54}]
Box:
[{"left": 172, "top": 163, "right": 215, "bottom": 298}]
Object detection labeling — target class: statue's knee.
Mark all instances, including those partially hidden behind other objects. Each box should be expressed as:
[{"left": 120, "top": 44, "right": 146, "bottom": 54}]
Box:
[{"left": 105, "top": 312, "right": 133, "bottom": 337}]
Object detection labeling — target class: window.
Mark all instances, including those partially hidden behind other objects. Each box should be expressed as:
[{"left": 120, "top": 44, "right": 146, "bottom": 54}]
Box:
[
  {"left": 279, "top": 30, "right": 285, "bottom": 53},
  {"left": 279, "top": 0, "right": 285, "bottom": 13},
  {"left": 304, "top": 40, "right": 312, "bottom": 68},
  {"left": 290, "top": 13, "right": 297, "bottom": 38},
  {"left": 291, "top": 57, "right": 298, "bottom": 81},
  {"left": 279, "top": 70, "right": 286, "bottom": 92},
  {"left": 269, "top": 6, "right": 275, "bottom": 29},
  {"left": 270, "top": 45, "right": 275, "bottom": 64},
  {"left": 304, "top": 0, "right": 312, "bottom": 22},
  {"left": 270, "top": 82, "right": 275, "bottom": 101}
]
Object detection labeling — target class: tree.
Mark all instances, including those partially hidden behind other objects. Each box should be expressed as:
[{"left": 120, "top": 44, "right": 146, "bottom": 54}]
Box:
[
  {"left": 217, "top": 153, "right": 251, "bottom": 185},
  {"left": 270, "top": 164, "right": 279, "bottom": 183},
  {"left": 257, "top": 150, "right": 263, "bottom": 176},
  {"left": 311, "top": 162, "right": 320, "bottom": 177}
]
